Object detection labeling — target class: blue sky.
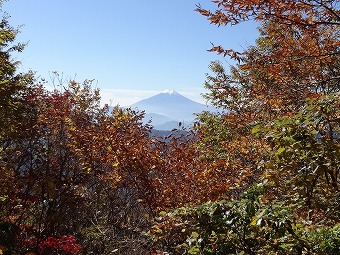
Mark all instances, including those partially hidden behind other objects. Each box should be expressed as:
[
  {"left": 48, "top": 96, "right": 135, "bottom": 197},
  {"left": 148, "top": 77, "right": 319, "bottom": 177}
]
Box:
[{"left": 4, "top": 0, "right": 259, "bottom": 106}]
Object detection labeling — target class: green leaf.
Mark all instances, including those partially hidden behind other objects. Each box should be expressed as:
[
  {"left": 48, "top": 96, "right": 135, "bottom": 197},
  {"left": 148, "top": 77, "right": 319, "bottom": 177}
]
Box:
[
  {"left": 159, "top": 211, "right": 167, "bottom": 216},
  {"left": 246, "top": 203, "right": 256, "bottom": 216},
  {"left": 191, "top": 231, "right": 199, "bottom": 238},
  {"left": 276, "top": 147, "right": 285, "bottom": 155},
  {"left": 188, "top": 246, "right": 201, "bottom": 255},
  {"left": 0, "top": 195, "right": 8, "bottom": 202},
  {"left": 250, "top": 216, "right": 257, "bottom": 226},
  {"left": 282, "top": 136, "right": 295, "bottom": 144},
  {"left": 251, "top": 124, "right": 262, "bottom": 135}
]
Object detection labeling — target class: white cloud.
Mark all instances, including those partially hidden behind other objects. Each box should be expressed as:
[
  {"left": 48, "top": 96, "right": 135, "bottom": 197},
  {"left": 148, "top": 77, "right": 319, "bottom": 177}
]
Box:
[
  {"left": 99, "top": 88, "right": 209, "bottom": 107},
  {"left": 43, "top": 84, "right": 209, "bottom": 107}
]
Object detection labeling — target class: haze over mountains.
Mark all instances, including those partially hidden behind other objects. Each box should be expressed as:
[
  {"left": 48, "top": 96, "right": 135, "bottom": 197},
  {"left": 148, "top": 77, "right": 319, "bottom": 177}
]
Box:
[{"left": 127, "top": 90, "right": 217, "bottom": 130}]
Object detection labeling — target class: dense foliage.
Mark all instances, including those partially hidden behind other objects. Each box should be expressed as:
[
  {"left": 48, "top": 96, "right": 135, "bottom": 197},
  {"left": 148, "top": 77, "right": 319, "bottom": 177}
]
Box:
[
  {"left": 152, "top": 0, "right": 340, "bottom": 254},
  {"left": 0, "top": 0, "right": 339, "bottom": 254}
]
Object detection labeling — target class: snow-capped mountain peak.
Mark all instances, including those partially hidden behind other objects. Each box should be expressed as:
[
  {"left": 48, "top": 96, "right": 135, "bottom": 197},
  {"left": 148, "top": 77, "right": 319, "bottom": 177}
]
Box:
[
  {"left": 127, "top": 90, "right": 218, "bottom": 130},
  {"left": 162, "top": 89, "right": 178, "bottom": 95}
]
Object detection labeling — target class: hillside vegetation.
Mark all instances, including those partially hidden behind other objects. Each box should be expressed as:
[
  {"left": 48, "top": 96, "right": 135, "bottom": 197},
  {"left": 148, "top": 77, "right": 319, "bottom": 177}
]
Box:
[{"left": 0, "top": 0, "right": 339, "bottom": 254}]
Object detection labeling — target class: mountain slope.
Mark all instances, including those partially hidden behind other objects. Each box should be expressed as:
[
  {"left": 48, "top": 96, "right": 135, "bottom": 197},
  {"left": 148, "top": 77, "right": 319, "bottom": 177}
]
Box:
[
  {"left": 129, "top": 90, "right": 214, "bottom": 123},
  {"left": 142, "top": 112, "right": 173, "bottom": 126}
]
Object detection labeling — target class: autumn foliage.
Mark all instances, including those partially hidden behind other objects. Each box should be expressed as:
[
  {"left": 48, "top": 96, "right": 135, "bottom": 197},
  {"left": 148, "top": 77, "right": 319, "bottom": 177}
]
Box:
[
  {"left": 1, "top": 0, "right": 339, "bottom": 254},
  {"left": 151, "top": 1, "right": 339, "bottom": 254}
]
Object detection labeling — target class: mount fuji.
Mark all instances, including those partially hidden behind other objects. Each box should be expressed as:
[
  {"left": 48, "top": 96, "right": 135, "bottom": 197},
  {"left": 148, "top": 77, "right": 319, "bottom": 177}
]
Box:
[{"left": 128, "top": 90, "right": 217, "bottom": 130}]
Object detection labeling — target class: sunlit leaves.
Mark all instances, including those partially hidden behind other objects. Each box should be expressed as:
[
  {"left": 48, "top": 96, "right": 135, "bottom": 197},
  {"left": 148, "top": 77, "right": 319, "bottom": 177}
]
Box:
[
  {"left": 261, "top": 94, "right": 340, "bottom": 223},
  {"left": 196, "top": 1, "right": 340, "bottom": 28},
  {"left": 151, "top": 184, "right": 309, "bottom": 254},
  {"left": 199, "top": 1, "right": 340, "bottom": 109},
  {"left": 0, "top": 74, "right": 162, "bottom": 253},
  {"left": 150, "top": 1, "right": 340, "bottom": 254}
]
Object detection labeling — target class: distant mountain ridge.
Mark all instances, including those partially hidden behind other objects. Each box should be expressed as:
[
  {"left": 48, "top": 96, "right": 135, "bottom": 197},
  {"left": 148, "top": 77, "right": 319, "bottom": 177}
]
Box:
[{"left": 127, "top": 90, "right": 217, "bottom": 130}]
